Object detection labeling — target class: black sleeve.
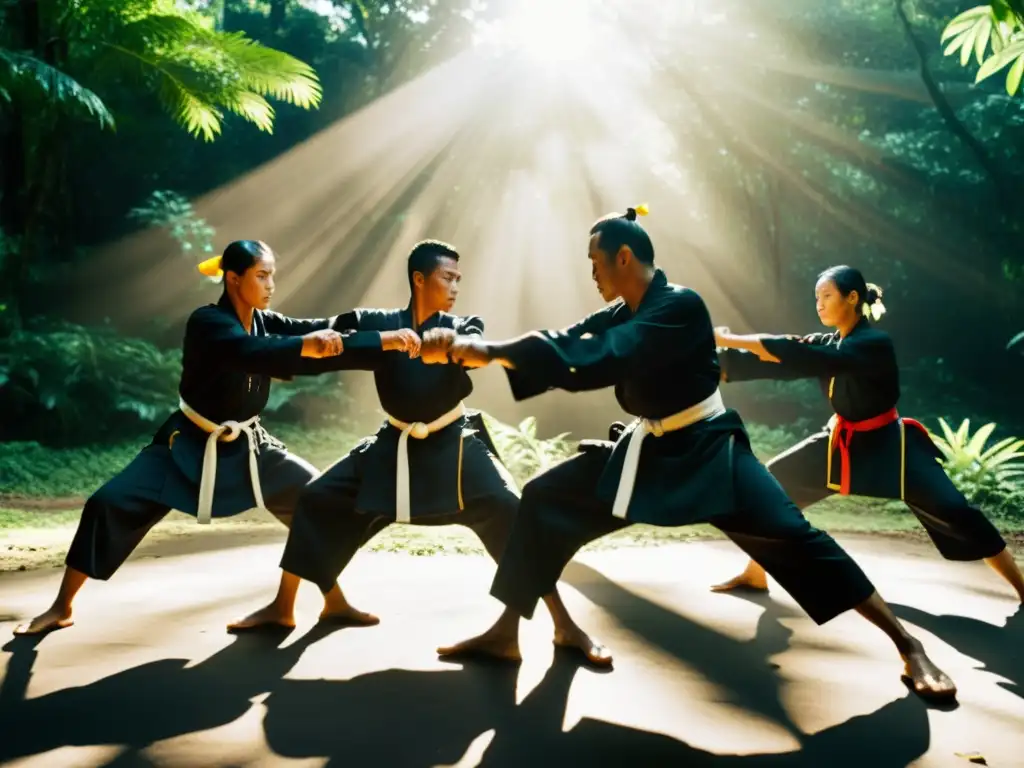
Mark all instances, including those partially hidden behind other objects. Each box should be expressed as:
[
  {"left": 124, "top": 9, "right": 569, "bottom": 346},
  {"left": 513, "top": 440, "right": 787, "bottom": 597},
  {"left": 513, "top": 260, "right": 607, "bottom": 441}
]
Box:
[
  {"left": 190, "top": 307, "right": 304, "bottom": 376},
  {"left": 760, "top": 330, "right": 892, "bottom": 377},
  {"left": 499, "top": 291, "right": 704, "bottom": 401},
  {"left": 719, "top": 333, "right": 831, "bottom": 382},
  {"left": 260, "top": 311, "right": 331, "bottom": 336}
]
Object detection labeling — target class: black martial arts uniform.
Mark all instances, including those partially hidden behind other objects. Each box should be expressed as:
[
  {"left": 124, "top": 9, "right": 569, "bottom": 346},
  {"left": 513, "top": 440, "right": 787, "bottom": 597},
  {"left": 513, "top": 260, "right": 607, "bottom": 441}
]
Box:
[
  {"left": 280, "top": 307, "right": 521, "bottom": 594},
  {"left": 719, "top": 318, "right": 1006, "bottom": 561},
  {"left": 65, "top": 295, "right": 385, "bottom": 580},
  {"left": 486, "top": 270, "right": 877, "bottom": 624}
]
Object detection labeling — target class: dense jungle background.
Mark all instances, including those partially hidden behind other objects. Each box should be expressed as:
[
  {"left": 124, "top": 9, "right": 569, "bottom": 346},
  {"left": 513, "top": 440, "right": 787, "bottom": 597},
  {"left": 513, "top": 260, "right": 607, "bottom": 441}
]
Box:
[{"left": 1, "top": 0, "right": 1023, "bottom": 530}]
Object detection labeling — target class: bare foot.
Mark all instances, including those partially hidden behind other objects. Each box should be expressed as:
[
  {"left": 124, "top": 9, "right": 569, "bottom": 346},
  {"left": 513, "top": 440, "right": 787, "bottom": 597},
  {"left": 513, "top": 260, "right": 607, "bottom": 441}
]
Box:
[
  {"left": 901, "top": 642, "right": 957, "bottom": 701},
  {"left": 318, "top": 604, "right": 380, "bottom": 626},
  {"left": 437, "top": 630, "right": 522, "bottom": 663},
  {"left": 227, "top": 603, "right": 296, "bottom": 633},
  {"left": 710, "top": 571, "right": 769, "bottom": 593},
  {"left": 13, "top": 607, "right": 73, "bottom": 636},
  {"left": 554, "top": 625, "right": 613, "bottom": 667}
]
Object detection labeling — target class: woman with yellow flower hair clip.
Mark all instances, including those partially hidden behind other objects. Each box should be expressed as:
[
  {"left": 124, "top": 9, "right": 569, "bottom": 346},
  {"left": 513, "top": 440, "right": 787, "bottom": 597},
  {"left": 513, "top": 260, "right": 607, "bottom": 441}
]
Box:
[
  {"left": 713, "top": 265, "right": 1024, "bottom": 604},
  {"left": 14, "top": 239, "right": 421, "bottom": 637}
]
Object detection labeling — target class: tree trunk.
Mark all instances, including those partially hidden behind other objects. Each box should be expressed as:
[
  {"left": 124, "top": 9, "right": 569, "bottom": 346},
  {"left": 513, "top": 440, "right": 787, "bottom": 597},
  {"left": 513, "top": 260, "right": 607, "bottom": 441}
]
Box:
[
  {"left": 269, "top": 0, "right": 289, "bottom": 33},
  {"left": 0, "top": 0, "right": 42, "bottom": 331}
]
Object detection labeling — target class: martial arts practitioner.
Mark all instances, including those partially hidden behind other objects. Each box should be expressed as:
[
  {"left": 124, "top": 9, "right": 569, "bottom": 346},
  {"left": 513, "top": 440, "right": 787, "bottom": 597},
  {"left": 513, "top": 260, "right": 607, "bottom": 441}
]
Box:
[
  {"left": 229, "top": 240, "right": 610, "bottom": 665},
  {"left": 710, "top": 265, "right": 1024, "bottom": 601},
  {"left": 424, "top": 208, "right": 957, "bottom": 699},
  {"left": 14, "top": 240, "right": 418, "bottom": 636}
]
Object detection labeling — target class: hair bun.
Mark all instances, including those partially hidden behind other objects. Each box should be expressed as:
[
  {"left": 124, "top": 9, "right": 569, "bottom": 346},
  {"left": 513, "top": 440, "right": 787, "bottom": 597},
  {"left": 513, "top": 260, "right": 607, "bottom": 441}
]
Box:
[
  {"left": 865, "top": 282, "right": 884, "bottom": 305},
  {"left": 623, "top": 203, "right": 649, "bottom": 222}
]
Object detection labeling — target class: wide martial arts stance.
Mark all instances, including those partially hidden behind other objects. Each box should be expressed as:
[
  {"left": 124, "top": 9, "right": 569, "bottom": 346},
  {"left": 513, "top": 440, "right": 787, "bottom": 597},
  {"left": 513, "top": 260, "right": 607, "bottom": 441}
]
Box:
[
  {"left": 426, "top": 207, "right": 956, "bottom": 699},
  {"left": 710, "top": 266, "right": 1024, "bottom": 601},
  {"left": 229, "top": 240, "right": 609, "bottom": 664},
  {"left": 14, "top": 240, "right": 418, "bottom": 636}
]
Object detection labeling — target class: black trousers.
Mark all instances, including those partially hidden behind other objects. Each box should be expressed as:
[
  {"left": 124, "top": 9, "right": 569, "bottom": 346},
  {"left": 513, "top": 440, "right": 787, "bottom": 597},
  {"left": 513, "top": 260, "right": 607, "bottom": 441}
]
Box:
[
  {"left": 65, "top": 444, "right": 318, "bottom": 580},
  {"left": 768, "top": 430, "right": 1006, "bottom": 561},
  {"left": 490, "top": 441, "right": 877, "bottom": 625},
  {"left": 280, "top": 451, "right": 518, "bottom": 594}
]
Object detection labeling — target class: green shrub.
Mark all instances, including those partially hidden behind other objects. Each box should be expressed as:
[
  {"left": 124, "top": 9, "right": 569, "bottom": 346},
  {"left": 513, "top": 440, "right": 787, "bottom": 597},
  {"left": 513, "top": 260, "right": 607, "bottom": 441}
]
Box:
[
  {"left": 481, "top": 413, "right": 577, "bottom": 489},
  {"left": 929, "top": 418, "right": 1024, "bottom": 520},
  {"left": 0, "top": 320, "right": 182, "bottom": 445}
]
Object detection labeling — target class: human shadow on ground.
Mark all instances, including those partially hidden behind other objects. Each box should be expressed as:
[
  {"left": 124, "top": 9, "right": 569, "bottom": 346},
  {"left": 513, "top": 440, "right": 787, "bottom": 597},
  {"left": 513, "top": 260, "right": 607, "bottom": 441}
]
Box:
[
  {"left": 0, "top": 622, "right": 341, "bottom": 763},
  {"left": 892, "top": 602, "right": 1023, "bottom": 701},
  {"left": 260, "top": 644, "right": 931, "bottom": 767},
  {"left": 561, "top": 561, "right": 805, "bottom": 736}
]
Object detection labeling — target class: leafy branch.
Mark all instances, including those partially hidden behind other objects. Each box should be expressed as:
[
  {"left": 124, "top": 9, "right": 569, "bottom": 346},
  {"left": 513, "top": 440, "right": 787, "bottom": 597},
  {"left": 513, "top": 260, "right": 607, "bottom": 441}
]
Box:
[{"left": 941, "top": 2, "right": 1024, "bottom": 95}]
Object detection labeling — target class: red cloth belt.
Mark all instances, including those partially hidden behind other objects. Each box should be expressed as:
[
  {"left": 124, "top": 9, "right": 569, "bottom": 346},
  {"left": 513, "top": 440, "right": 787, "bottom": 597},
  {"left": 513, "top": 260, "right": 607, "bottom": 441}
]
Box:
[{"left": 831, "top": 408, "right": 928, "bottom": 495}]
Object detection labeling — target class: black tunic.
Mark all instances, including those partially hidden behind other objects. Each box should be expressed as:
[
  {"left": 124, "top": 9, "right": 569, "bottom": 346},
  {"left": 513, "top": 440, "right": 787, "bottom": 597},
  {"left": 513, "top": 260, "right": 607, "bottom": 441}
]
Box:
[
  {"left": 719, "top": 319, "right": 940, "bottom": 498},
  {"left": 155, "top": 294, "right": 385, "bottom": 518},
  {"left": 496, "top": 269, "right": 749, "bottom": 525},
  {"left": 331, "top": 306, "right": 516, "bottom": 518}
]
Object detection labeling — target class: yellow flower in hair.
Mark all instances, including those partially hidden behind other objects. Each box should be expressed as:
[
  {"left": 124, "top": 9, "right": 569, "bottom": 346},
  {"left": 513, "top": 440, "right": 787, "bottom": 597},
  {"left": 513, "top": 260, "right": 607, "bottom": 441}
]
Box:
[
  {"left": 197, "top": 255, "right": 223, "bottom": 278},
  {"left": 634, "top": 203, "right": 649, "bottom": 217}
]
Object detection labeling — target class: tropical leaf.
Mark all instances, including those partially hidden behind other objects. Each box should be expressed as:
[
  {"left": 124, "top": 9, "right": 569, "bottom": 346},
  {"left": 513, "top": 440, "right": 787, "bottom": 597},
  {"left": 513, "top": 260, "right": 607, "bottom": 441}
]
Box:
[
  {"left": 975, "top": 39, "right": 1024, "bottom": 82},
  {"left": 941, "top": 5, "right": 995, "bottom": 43},
  {"left": 84, "top": 12, "right": 322, "bottom": 140},
  {"left": 0, "top": 48, "right": 114, "bottom": 128}
]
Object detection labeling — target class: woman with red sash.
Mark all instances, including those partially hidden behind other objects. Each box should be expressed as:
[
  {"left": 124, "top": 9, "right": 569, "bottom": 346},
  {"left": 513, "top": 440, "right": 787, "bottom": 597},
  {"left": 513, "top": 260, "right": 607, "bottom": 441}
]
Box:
[{"left": 712, "top": 265, "right": 1024, "bottom": 601}]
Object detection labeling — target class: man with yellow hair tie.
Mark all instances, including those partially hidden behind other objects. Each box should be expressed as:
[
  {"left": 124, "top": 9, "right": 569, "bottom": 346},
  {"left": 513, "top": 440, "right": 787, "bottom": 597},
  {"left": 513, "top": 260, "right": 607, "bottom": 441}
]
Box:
[
  {"left": 14, "top": 240, "right": 419, "bottom": 636},
  {"left": 419, "top": 206, "right": 957, "bottom": 702}
]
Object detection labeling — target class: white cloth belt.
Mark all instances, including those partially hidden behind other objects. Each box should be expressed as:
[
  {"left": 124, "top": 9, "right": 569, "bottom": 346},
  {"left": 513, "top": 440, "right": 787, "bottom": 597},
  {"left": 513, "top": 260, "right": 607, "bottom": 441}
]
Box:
[
  {"left": 611, "top": 389, "right": 727, "bottom": 520},
  {"left": 387, "top": 402, "right": 467, "bottom": 523},
  {"left": 179, "top": 398, "right": 264, "bottom": 525}
]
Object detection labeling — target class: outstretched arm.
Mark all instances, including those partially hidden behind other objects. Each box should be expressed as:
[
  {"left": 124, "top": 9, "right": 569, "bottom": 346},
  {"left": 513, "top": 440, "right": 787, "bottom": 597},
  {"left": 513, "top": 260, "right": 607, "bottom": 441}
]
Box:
[
  {"left": 716, "top": 328, "right": 889, "bottom": 378},
  {"left": 717, "top": 331, "right": 833, "bottom": 382},
  {"left": 445, "top": 294, "right": 706, "bottom": 401},
  {"left": 192, "top": 308, "right": 355, "bottom": 378}
]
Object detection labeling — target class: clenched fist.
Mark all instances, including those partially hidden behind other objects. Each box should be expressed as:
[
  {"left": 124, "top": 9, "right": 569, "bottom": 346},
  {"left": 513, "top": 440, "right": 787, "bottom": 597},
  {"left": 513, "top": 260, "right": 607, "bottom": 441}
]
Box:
[
  {"left": 448, "top": 337, "right": 492, "bottom": 368},
  {"left": 381, "top": 328, "right": 422, "bottom": 358},
  {"left": 301, "top": 329, "right": 344, "bottom": 358},
  {"left": 420, "top": 328, "right": 459, "bottom": 364}
]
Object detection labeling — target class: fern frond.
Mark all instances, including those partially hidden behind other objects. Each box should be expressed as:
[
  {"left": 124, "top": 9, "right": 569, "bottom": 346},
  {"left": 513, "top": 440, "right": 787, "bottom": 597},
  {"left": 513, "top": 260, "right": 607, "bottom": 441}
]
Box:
[
  {"left": 214, "top": 33, "right": 322, "bottom": 108},
  {"left": 87, "top": 14, "right": 321, "bottom": 140},
  {"left": 0, "top": 47, "right": 114, "bottom": 128}
]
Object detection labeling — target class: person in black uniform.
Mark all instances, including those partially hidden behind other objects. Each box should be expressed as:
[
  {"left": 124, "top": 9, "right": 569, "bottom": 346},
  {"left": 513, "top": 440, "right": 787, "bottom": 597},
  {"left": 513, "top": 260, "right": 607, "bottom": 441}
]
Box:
[
  {"left": 425, "top": 208, "right": 956, "bottom": 700},
  {"left": 13, "top": 240, "right": 419, "bottom": 637},
  {"left": 710, "top": 265, "right": 1024, "bottom": 602},
  {"left": 230, "top": 241, "right": 609, "bottom": 664}
]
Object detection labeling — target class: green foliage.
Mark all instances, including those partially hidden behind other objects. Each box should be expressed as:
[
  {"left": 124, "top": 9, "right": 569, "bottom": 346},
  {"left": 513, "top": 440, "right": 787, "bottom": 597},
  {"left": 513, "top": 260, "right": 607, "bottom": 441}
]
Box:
[
  {"left": 78, "top": 1, "right": 323, "bottom": 140},
  {"left": 0, "top": 48, "right": 114, "bottom": 128},
  {"left": 929, "top": 418, "right": 1024, "bottom": 512},
  {"left": 0, "top": 321, "right": 183, "bottom": 445},
  {"left": 2, "top": 0, "right": 322, "bottom": 139},
  {"left": 481, "top": 413, "right": 577, "bottom": 488},
  {"left": 941, "top": 2, "right": 1024, "bottom": 95},
  {"left": 128, "top": 189, "right": 216, "bottom": 264}
]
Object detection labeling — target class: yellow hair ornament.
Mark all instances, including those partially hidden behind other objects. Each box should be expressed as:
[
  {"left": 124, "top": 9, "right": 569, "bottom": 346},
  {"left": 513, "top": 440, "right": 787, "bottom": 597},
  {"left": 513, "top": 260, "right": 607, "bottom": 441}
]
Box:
[
  {"left": 634, "top": 203, "right": 649, "bottom": 216},
  {"left": 862, "top": 300, "right": 886, "bottom": 321},
  {"left": 197, "top": 255, "right": 223, "bottom": 278}
]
